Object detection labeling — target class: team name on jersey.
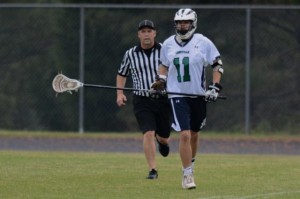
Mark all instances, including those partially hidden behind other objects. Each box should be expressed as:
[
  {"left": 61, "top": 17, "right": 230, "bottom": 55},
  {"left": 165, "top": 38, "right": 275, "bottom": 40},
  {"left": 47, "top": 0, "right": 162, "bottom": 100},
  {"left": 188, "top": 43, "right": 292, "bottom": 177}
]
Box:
[{"left": 176, "top": 50, "right": 189, "bottom": 54}]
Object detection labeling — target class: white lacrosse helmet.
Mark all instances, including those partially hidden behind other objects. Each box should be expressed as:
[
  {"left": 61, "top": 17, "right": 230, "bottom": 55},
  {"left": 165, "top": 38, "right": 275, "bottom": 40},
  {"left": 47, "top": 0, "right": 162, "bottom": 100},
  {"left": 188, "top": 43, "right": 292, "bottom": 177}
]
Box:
[{"left": 174, "top": 8, "right": 197, "bottom": 40}]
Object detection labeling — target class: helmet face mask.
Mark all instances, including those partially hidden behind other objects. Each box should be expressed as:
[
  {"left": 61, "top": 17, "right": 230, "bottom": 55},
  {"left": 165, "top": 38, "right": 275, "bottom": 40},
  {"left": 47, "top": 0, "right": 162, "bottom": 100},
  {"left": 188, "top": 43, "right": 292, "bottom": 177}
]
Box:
[
  {"left": 175, "top": 20, "right": 193, "bottom": 36},
  {"left": 174, "top": 8, "right": 197, "bottom": 40}
]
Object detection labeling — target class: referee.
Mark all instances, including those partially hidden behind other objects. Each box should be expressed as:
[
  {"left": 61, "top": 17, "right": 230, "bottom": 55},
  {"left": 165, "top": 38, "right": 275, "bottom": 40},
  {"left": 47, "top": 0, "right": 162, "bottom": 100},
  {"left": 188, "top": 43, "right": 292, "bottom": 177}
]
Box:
[{"left": 116, "top": 20, "right": 171, "bottom": 179}]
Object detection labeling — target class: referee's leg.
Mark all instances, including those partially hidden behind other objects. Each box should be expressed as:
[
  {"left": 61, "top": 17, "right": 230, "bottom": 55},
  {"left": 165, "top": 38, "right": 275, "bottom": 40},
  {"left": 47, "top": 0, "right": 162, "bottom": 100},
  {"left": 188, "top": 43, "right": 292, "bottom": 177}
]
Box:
[{"left": 133, "top": 96, "right": 158, "bottom": 178}]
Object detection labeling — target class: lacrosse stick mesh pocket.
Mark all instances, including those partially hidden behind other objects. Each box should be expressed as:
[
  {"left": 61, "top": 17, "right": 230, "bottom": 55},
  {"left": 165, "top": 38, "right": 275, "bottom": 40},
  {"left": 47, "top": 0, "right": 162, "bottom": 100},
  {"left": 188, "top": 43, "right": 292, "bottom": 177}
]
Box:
[{"left": 52, "top": 74, "right": 83, "bottom": 93}]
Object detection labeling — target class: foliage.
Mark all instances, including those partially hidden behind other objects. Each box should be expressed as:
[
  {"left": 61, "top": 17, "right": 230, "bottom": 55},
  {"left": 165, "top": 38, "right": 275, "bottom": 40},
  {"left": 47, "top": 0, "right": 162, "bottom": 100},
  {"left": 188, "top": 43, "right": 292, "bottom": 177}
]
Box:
[{"left": 0, "top": 5, "right": 299, "bottom": 133}]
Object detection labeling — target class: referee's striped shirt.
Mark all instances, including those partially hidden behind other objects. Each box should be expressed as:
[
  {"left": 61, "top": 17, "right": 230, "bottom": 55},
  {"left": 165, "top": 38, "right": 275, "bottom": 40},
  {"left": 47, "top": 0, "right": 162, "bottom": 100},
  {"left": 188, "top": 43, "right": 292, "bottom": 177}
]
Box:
[{"left": 117, "top": 42, "right": 161, "bottom": 97}]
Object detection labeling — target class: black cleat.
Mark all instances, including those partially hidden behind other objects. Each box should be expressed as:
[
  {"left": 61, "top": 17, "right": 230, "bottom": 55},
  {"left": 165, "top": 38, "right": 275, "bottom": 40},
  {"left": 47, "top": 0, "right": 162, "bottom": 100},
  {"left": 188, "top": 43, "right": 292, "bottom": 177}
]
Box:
[
  {"left": 155, "top": 136, "right": 170, "bottom": 157},
  {"left": 147, "top": 169, "right": 158, "bottom": 179}
]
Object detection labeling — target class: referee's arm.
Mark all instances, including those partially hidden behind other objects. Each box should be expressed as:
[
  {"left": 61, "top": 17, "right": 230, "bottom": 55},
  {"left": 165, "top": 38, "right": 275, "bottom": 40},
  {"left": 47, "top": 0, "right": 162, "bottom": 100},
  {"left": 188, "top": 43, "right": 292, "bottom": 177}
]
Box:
[{"left": 116, "top": 74, "right": 127, "bottom": 107}]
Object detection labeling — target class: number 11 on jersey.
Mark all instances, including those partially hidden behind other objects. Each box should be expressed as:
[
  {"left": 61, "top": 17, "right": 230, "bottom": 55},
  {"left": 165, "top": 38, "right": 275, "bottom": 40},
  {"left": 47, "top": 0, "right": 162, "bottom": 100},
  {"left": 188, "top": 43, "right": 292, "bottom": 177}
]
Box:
[{"left": 173, "top": 57, "right": 190, "bottom": 83}]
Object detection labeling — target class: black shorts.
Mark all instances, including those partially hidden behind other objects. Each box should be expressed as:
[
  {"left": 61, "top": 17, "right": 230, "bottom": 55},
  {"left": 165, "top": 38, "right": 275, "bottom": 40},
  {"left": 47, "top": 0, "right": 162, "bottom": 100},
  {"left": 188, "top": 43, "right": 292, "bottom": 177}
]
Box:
[
  {"left": 170, "top": 97, "right": 206, "bottom": 132},
  {"left": 133, "top": 95, "right": 171, "bottom": 138}
]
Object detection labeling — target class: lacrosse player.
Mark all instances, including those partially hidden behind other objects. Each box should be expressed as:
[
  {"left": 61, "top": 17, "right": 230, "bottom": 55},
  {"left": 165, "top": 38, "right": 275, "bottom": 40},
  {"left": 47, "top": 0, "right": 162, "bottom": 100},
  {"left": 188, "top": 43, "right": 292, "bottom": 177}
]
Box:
[
  {"left": 116, "top": 20, "right": 171, "bottom": 179},
  {"left": 151, "top": 8, "right": 224, "bottom": 189}
]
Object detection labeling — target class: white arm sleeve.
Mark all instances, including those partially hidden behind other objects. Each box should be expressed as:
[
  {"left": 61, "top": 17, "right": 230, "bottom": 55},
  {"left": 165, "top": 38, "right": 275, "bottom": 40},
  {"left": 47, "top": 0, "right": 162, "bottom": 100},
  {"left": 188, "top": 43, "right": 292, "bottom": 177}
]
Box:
[
  {"left": 160, "top": 41, "right": 170, "bottom": 68},
  {"left": 205, "top": 38, "right": 221, "bottom": 66}
]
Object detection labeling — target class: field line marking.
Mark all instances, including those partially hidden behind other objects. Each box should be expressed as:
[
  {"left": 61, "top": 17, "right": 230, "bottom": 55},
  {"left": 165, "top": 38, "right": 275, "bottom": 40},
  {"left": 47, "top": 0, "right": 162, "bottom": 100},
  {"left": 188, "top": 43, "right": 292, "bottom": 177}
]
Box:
[{"left": 199, "top": 190, "right": 300, "bottom": 199}]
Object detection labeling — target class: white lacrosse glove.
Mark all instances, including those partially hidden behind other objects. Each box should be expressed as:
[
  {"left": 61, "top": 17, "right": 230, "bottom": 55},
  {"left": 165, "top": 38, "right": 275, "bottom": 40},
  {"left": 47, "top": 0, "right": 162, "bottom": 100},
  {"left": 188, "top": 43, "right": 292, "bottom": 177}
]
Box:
[{"left": 205, "top": 82, "right": 223, "bottom": 102}]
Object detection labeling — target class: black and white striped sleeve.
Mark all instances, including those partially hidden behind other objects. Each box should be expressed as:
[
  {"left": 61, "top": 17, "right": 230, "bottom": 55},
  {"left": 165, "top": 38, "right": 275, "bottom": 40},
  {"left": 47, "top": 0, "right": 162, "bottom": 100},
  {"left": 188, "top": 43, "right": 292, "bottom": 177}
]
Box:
[{"left": 117, "top": 50, "right": 130, "bottom": 77}]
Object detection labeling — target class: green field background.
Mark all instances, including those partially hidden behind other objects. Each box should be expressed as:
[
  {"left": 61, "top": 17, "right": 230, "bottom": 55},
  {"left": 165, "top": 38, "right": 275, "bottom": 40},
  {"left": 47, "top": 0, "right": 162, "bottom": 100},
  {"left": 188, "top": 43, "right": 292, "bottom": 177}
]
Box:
[{"left": 1, "top": 151, "right": 300, "bottom": 199}]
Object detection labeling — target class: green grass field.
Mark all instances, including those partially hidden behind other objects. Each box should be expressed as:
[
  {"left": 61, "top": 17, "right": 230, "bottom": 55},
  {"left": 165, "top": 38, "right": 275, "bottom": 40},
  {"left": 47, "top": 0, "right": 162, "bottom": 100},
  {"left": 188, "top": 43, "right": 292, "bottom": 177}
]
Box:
[{"left": 1, "top": 150, "right": 300, "bottom": 199}]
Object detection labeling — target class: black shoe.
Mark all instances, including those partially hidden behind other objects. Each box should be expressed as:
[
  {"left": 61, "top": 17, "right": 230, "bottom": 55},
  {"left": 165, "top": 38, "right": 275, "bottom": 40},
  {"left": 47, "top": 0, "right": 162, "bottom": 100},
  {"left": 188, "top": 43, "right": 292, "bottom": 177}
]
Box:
[
  {"left": 147, "top": 169, "right": 158, "bottom": 179},
  {"left": 155, "top": 135, "right": 170, "bottom": 157}
]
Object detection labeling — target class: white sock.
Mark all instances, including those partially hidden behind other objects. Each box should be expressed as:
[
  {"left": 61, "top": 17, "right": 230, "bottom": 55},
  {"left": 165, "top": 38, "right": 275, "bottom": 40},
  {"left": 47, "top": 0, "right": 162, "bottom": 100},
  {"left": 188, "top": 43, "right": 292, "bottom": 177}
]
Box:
[{"left": 183, "top": 165, "right": 193, "bottom": 175}]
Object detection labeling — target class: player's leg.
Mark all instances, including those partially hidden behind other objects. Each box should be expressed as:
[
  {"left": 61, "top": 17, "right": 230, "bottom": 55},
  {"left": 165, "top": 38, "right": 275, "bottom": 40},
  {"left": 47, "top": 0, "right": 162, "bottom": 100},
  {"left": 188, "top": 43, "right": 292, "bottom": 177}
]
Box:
[
  {"left": 180, "top": 129, "right": 196, "bottom": 189},
  {"left": 170, "top": 97, "right": 193, "bottom": 167},
  {"left": 190, "top": 131, "right": 198, "bottom": 163},
  {"left": 170, "top": 98, "right": 196, "bottom": 189},
  {"left": 190, "top": 97, "right": 207, "bottom": 172},
  {"left": 179, "top": 130, "right": 193, "bottom": 168}
]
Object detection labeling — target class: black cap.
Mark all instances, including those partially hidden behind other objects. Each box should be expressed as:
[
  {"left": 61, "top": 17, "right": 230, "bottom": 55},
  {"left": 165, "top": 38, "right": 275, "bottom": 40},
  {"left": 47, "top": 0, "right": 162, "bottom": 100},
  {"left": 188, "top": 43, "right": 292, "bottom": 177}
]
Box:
[{"left": 138, "top": 20, "right": 155, "bottom": 30}]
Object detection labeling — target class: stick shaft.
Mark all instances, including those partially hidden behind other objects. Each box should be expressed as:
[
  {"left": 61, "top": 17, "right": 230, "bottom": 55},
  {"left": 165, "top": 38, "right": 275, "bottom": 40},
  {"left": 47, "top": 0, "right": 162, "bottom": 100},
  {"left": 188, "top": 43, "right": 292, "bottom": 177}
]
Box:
[
  {"left": 84, "top": 84, "right": 143, "bottom": 92},
  {"left": 83, "top": 83, "right": 227, "bottom": 99}
]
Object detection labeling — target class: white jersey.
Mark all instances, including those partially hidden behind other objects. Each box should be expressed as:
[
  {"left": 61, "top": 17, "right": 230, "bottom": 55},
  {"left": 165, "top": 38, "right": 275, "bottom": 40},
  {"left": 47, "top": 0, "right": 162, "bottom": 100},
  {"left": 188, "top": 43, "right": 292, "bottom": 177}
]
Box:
[{"left": 160, "top": 33, "right": 220, "bottom": 98}]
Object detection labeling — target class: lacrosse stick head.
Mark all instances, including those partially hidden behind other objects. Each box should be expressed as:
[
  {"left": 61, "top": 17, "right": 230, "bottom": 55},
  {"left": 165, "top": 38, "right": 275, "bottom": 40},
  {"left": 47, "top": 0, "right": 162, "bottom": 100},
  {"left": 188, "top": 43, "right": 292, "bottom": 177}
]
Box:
[{"left": 52, "top": 74, "right": 83, "bottom": 94}]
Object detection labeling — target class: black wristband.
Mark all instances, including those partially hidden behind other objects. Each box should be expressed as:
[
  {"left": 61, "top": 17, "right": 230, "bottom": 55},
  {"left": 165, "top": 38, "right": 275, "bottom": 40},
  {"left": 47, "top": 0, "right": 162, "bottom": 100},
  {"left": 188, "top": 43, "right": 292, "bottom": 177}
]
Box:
[{"left": 209, "top": 82, "right": 223, "bottom": 92}]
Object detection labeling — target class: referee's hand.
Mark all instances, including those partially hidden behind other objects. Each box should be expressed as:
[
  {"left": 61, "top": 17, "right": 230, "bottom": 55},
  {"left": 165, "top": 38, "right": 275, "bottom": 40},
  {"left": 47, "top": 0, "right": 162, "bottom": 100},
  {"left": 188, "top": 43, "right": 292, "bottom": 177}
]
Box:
[{"left": 117, "top": 93, "right": 127, "bottom": 107}]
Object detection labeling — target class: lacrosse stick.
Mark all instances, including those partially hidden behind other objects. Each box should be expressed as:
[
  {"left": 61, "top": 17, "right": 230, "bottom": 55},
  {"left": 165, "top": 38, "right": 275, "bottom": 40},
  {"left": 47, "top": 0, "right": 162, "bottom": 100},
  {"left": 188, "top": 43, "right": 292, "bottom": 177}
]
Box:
[
  {"left": 52, "top": 74, "right": 227, "bottom": 99},
  {"left": 52, "top": 73, "right": 149, "bottom": 94}
]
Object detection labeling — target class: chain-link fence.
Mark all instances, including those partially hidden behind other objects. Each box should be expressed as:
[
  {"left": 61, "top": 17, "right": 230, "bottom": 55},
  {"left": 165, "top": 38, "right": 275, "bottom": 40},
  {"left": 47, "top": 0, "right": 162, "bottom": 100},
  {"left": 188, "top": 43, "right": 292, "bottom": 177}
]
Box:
[{"left": 0, "top": 4, "right": 299, "bottom": 134}]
